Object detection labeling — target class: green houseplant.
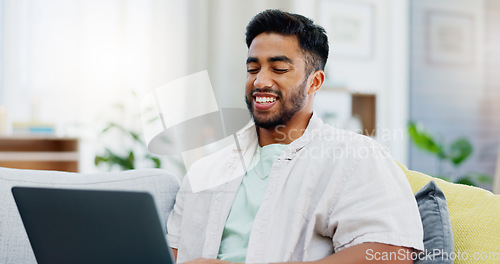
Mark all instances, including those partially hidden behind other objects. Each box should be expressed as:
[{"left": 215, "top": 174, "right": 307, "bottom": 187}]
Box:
[
  {"left": 94, "top": 91, "right": 162, "bottom": 171},
  {"left": 408, "top": 121, "right": 492, "bottom": 187},
  {"left": 94, "top": 121, "right": 161, "bottom": 170}
]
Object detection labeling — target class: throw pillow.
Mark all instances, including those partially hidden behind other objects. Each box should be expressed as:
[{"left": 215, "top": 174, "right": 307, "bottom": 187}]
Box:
[{"left": 414, "top": 180, "right": 454, "bottom": 264}]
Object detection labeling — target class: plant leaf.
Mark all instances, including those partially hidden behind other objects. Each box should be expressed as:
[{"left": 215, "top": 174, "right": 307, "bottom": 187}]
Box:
[
  {"left": 462, "top": 172, "right": 493, "bottom": 184},
  {"left": 94, "top": 156, "right": 109, "bottom": 166},
  {"left": 151, "top": 157, "right": 161, "bottom": 168},
  {"left": 126, "top": 151, "right": 135, "bottom": 170},
  {"left": 455, "top": 177, "right": 477, "bottom": 187},
  {"left": 447, "top": 138, "right": 473, "bottom": 166},
  {"left": 476, "top": 173, "right": 493, "bottom": 184},
  {"left": 408, "top": 122, "right": 443, "bottom": 156},
  {"left": 435, "top": 175, "right": 452, "bottom": 182},
  {"left": 129, "top": 131, "right": 143, "bottom": 144},
  {"left": 101, "top": 123, "right": 117, "bottom": 133},
  {"left": 148, "top": 116, "right": 160, "bottom": 123}
]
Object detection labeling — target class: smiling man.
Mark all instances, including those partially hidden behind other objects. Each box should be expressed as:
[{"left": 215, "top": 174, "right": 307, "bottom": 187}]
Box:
[{"left": 167, "top": 10, "right": 424, "bottom": 264}]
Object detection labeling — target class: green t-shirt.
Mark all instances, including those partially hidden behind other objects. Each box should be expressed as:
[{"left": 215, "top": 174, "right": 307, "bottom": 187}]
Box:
[{"left": 217, "top": 143, "right": 288, "bottom": 262}]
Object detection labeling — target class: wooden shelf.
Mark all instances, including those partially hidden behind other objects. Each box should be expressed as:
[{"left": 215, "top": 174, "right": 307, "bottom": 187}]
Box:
[
  {"left": 321, "top": 86, "right": 377, "bottom": 136},
  {"left": 352, "top": 94, "right": 376, "bottom": 136},
  {"left": 0, "top": 137, "right": 79, "bottom": 172}
]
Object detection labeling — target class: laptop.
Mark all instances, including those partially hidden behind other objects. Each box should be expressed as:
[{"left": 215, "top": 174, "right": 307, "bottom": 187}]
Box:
[{"left": 12, "top": 187, "right": 175, "bottom": 264}]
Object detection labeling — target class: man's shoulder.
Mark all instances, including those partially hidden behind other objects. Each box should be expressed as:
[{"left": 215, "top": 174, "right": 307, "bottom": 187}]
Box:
[
  {"left": 316, "top": 123, "right": 378, "bottom": 147},
  {"left": 310, "top": 122, "right": 393, "bottom": 162}
]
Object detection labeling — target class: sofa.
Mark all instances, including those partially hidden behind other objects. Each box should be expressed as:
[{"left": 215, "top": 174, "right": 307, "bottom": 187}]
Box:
[
  {"left": 1, "top": 165, "right": 499, "bottom": 264},
  {"left": 0, "top": 167, "right": 179, "bottom": 264},
  {"left": 399, "top": 163, "right": 500, "bottom": 264}
]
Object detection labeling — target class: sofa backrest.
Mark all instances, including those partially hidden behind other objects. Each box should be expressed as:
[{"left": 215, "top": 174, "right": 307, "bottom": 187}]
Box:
[
  {"left": 0, "top": 167, "right": 179, "bottom": 264},
  {"left": 399, "top": 163, "right": 500, "bottom": 264}
]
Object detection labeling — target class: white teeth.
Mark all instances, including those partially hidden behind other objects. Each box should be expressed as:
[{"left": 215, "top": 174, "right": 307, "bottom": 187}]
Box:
[{"left": 255, "top": 96, "right": 277, "bottom": 104}]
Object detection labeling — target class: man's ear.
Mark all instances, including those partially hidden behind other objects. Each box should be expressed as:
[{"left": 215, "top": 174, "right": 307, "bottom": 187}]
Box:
[{"left": 307, "top": 70, "right": 325, "bottom": 95}]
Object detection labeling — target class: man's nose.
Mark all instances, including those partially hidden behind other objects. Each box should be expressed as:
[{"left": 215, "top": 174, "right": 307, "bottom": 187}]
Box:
[{"left": 253, "top": 70, "right": 273, "bottom": 89}]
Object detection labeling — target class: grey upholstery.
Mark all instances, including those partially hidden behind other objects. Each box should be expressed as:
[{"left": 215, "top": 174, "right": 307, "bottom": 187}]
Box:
[{"left": 0, "top": 167, "right": 179, "bottom": 264}]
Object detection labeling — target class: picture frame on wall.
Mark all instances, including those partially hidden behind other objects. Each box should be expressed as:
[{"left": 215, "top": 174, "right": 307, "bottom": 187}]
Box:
[
  {"left": 425, "top": 10, "right": 475, "bottom": 67},
  {"left": 318, "top": 0, "right": 374, "bottom": 60}
]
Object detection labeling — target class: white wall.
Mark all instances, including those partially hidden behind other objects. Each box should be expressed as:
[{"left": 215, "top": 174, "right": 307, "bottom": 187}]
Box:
[
  {"left": 1, "top": 0, "right": 190, "bottom": 172},
  {"left": 0, "top": 0, "right": 4, "bottom": 106},
  {"left": 409, "top": 0, "right": 488, "bottom": 179},
  {"left": 386, "top": 0, "right": 411, "bottom": 164},
  {"left": 186, "top": 0, "right": 293, "bottom": 110},
  {"left": 0, "top": 0, "right": 295, "bottom": 173},
  {"left": 1, "top": 0, "right": 413, "bottom": 171},
  {"left": 294, "top": 0, "right": 411, "bottom": 163},
  {"left": 192, "top": 0, "right": 413, "bottom": 162}
]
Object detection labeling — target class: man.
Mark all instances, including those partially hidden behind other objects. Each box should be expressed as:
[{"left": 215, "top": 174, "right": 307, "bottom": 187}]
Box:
[{"left": 167, "top": 10, "right": 423, "bottom": 264}]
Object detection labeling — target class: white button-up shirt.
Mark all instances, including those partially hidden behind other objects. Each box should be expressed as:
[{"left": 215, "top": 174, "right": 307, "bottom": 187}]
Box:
[{"left": 167, "top": 114, "right": 424, "bottom": 263}]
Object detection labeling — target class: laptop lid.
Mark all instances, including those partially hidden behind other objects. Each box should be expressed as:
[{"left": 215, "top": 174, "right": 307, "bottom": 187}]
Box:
[{"left": 12, "top": 187, "right": 174, "bottom": 264}]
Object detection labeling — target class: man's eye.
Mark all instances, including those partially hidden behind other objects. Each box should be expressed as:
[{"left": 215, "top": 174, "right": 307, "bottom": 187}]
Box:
[
  {"left": 247, "top": 69, "right": 259, "bottom": 73},
  {"left": 274, "top": 68, "right": 289, "bottom": 73}
]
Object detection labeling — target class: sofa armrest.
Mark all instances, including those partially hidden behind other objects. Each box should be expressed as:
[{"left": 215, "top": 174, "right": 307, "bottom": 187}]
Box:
[{"left": 0, "top": 167, "right": 179, "bottom": 264}]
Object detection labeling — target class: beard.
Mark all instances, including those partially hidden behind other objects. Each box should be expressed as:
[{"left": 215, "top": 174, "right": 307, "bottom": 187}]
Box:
[{"left": 245, "top": 78, "right": 308, "bottom": 129}]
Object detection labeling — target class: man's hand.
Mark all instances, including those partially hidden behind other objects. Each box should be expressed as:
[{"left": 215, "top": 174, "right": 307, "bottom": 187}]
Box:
[
  {"left": 174, "top": 243, "right": 414, "bottom": 264},
  {"left": 171, "top": 250, "right": 238, "bottom": 264},
  {"left": 182, "top": 258, "right": 238, "bottom": 264}
]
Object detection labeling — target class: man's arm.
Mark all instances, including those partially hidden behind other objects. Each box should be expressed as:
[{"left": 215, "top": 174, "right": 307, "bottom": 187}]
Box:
[
  {"left": 312, "top": 243, "right": 413, "bottom": 264},
  {"left": 182, "top": 243, "right": 414, "bottom": 264}
]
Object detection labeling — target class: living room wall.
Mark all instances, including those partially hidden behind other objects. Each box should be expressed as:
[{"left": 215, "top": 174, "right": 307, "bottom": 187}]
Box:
[
  {"left": 0, "top": 0, "right": 294, "bottom": 173},
  {"left": 409, "top": 0, "right": 500, "bottom": 189},
  {"left": 1, "top": 0, "right": 455, "bottom": 176},
  {"left": 294, "top": 0, "right": 411, "bottom": 163},
  {"left": 1, "top": 0, "right": 191, "bottom": 172}
]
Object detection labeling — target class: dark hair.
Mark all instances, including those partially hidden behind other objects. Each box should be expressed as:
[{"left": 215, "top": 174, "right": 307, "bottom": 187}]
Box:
[{"left": 245, "top": 9, "right": 329, "bottom": 74}]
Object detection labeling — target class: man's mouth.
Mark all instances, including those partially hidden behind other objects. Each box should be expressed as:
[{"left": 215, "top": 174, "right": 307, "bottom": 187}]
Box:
[
  {"left": 255, "top": 96, "right": 277, "bottom": 104},
  {"left": 253, "top": 93, "right": 279, "bottom": 110}
]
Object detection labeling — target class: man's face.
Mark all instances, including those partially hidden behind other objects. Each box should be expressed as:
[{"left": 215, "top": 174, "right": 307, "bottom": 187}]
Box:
[{"left": 245, "top": 33, "right": 310, "bottom": 129}]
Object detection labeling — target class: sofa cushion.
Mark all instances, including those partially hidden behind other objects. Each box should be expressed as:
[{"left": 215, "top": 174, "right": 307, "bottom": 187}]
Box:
[
  {"left": 414, "top": 181, "right": 454, "bottom": 264},
  {"left": 398, "top": 163, "right": 500, "bottom": 264},
  {"left": 0, "top": 167, "right": 179, "bottom": 264}
]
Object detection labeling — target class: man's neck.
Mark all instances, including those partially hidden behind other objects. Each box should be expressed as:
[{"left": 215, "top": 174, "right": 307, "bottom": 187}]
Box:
[{"left": 257, "top": 112, "right": 313, "bottom": 147}]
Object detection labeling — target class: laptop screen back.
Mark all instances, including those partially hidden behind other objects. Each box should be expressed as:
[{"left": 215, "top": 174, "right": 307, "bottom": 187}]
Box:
[{"left": 12, "top": 187, "right": 174, "bottom": 264}]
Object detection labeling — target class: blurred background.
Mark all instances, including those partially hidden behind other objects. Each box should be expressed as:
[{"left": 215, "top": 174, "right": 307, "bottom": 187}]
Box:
[{"left": 0, "top": 0, "right": 498, "bottom": 191}]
